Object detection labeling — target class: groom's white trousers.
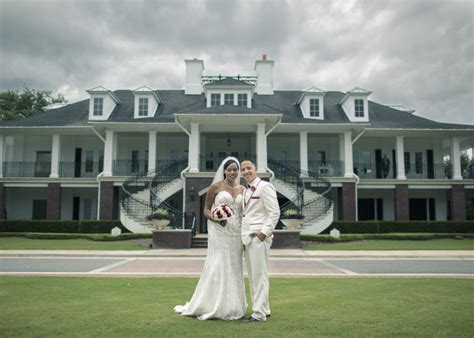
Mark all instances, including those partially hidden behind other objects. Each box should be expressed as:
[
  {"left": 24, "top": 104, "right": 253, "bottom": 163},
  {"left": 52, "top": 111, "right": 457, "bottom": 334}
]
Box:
[{"left": 245, "top": 236, "right": 271, "bottom": 321}]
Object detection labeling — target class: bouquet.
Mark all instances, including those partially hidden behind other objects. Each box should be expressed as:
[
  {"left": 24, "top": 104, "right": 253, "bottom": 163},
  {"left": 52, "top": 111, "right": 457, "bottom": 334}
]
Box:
[{"left": 211, "top": 203, "right": 234, "bottom": 224}]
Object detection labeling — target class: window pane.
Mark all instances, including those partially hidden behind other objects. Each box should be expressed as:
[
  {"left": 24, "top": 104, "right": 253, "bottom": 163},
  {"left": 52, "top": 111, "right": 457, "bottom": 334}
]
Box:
[
  {"left": 93, "top": 97, "right": 103, "bottom": 116},
  {"left": 211, "top": 94, "right": 221, "bottom": 107},
  {"left": 238, "top": 94, "right": 248, "bottom": 107},
  {"left": 138, "top": 97, "right": 148, "bottom": 116},
  {"left": 310, "top": 98, "right": 319, "bottom": 117},
  {"left": 355, "top": 99, "right": 364, "bottom": 117},
  {"left": 224, "top": 93, "right": 234, "bottom": 105}
]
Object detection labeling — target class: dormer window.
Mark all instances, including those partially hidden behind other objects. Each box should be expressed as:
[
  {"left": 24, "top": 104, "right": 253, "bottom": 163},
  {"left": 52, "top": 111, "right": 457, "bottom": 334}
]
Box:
[
  {"left": 309, "top": 98, "right": 320, "bottom": 117},
  {"left": 138, "top": 97, "right": 148, "bottom": 116},
  {"left": 224, "top": 93, "right": 234, "bottom": 105},
  {"left": 238, "top": 94, "right": 248, "bottom": 107},
  {"left": 355, "top": 99, "right": 364, "bottom": 117},
  {"left": 93, "top": 97, "right": 103, "bottom": 116},
  {"left": 211, "top": 93, "right": 221, "bottom": 107}
]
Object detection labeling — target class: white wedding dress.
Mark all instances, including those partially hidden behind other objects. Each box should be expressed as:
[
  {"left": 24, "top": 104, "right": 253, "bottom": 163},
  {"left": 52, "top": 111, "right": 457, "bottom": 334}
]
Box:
[{"left": 174, "top": 191, "right": 247, "bottom": 320}]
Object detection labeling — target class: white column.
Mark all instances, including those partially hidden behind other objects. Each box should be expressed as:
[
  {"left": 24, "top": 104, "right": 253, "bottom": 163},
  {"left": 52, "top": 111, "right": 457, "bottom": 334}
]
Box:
[
  {"left": 50, "top": 134, "right": 61, "bottom": 178},
  {"left": 343, "top": 131, "right": 353, "bottom": 177},
  {"left": 451, "top": 136, "right": 462, "bottom": 180},
  {"left": 103, "top": 130, "right": 114, "bottom": 177},
  {"left": 299, "top": 131, "right": 308, "bottom": 176},
  {"left": 396, "top": 136, "right": 406, "bottom": 180},
  {"left": 189, "top": 123, "right": 200, "bottom": 173},
  {"left": 256, "top": 123, "right": 267, "bottom": 173},
  {"left": 0, "top": 135, "right": 4, "bottom": 178},
  {"left": 148, "top": 131, "right": 157, "bottom": 176}
]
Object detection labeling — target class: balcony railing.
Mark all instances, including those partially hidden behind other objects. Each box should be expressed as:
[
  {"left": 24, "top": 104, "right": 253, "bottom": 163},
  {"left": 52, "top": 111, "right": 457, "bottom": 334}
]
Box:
[
  {"left": 3, "top": 161, "right": 51, "bottom": 177},
  {"left": 113, "top": 159, "right": 149, "bottom": 176},
  {"left": 199, "top": 154, "right": 256, "bottom": 171},
  {"left": 308, "top": 160, "right": 343, "bottom": 177},
  {"left": 354, "top": 162, "right": 447, "bottom": 179},
  {"left": 59, "top": 161, "right": 103, "bottom": 177}
]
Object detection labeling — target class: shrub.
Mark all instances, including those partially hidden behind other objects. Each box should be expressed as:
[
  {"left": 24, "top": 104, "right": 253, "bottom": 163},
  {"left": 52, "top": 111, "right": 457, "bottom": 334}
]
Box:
[{"left": 321, "top": 221, "right": 474, "bottom": 234}]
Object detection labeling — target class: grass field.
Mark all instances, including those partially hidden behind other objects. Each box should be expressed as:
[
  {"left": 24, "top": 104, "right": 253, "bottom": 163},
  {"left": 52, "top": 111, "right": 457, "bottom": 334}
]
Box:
[
  {"left": 0, "top": 237, "right": 147, "bottom": 250},
  {"left": 0, "top": 277, "right": 472, "bottom": 337},
  {"left": 303, "top": 239, "right": 474, "bottom": 250}
]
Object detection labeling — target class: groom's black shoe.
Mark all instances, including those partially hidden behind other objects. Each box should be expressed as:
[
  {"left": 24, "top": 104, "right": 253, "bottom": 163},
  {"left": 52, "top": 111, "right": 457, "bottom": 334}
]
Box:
[{"left": 242, "top": 316, "right": 261, "bottom": 323}]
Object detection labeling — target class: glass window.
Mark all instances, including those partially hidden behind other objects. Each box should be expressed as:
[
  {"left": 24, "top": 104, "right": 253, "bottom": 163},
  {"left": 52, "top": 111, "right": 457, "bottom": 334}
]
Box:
[
  {"left": 210, "top": 93, "right": 221, "bottom": 107},
  {"left": 85, "top": 150, "right": 94, "bottom": 173},
  {"left": 415, "top": 152, "right": 423, "bottom": 174},
  {"left": 354, "top": 99, "right": 364, "bottom": 117},
  {"left": 93, "top": 97, "right": 103, "bottom": 116},
  {"left": 238, "top": 94, "right": 248, "bottom": 107},
  {"left": 224, "top": 93, "right": 234, "bottom": 105},
  {"left": 310, "top": 98, "right": 319, "bottom": 117},
  {"left": 138, "top": 97, "right": 148, "bottom": 116}
]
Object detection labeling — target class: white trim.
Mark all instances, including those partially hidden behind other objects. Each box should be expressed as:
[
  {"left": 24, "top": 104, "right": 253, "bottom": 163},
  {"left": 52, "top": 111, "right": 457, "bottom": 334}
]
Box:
[
  {"left": 3, "top": 183, "right": 48, "bottom": 187},
  {"left": 408, "top": 185, "right": 452, "bottom": 189},
  {"left": 60, "top": 184, "right": 98, "bottom": 188}
]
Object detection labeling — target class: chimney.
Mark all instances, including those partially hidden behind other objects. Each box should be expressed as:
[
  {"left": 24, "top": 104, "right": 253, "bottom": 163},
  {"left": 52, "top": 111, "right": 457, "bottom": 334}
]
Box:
[
  {"left": 254, "top": 55, "right": 274, "bottom": 95},
  {"left": 185, "top": 59, "right": 204, "bottom": 95}
]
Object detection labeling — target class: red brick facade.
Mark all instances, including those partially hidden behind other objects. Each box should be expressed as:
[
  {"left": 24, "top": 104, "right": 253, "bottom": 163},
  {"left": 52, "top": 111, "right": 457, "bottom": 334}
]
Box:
[
  {"left": 100, "top": 181, "right": 116, "bottom": 220},
  {"left": 342, "top": 182, "right": 356, "bottom": 220},
  {"left": 47, "top": 183, "right": 61, "bottom": 220},
  {"left": 394, "top": 184, "right": 409, "bottom": 220},
  {"left": 0, "top": 183, "right": 5, "bottom": 219},
  {"left": 450, "top": 184, "right": 466, "bottom": 221}
]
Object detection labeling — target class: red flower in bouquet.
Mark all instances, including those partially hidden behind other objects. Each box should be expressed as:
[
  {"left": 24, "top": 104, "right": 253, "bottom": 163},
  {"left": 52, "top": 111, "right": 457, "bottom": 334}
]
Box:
[{"left": 211, "top": 203, "right": 234, "bottom": 221}]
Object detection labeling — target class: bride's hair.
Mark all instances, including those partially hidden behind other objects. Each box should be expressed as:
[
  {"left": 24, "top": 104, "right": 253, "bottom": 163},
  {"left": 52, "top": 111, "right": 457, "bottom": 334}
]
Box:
[{"left": 212, "top": 156, "right": 240, "bottom": 185}]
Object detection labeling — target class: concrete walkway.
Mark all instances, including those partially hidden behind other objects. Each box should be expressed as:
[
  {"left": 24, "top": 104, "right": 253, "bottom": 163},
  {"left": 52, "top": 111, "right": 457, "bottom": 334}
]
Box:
[{"left": 0, "top": 249, "right": 472, "bottom": 258}]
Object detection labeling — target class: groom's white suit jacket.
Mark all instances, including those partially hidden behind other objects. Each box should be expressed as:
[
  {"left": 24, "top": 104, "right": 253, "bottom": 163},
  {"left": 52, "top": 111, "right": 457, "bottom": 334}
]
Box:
[{"left": 241, "top": 178, "right": 281, "bottom": 245}]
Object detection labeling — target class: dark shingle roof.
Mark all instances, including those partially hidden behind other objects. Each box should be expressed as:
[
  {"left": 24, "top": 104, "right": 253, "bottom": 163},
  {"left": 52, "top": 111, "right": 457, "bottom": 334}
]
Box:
[{"left": 1, "top": 89, "right": 472, "bottom": 130}]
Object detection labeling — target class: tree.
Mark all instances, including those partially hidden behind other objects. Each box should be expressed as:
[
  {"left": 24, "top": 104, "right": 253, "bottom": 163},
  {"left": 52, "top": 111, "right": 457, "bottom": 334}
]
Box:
[
  {"left": 444, "top": 151, "right": 471, "bottom": 178},
  {"left": 0, "top": 88, "right": 67, "bottom": 121}
]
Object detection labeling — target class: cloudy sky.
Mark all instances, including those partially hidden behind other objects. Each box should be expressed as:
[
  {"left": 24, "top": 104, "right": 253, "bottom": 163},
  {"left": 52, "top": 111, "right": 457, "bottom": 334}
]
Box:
[{"left": 0, "top": 0, "right": 472, "bottom": 124}]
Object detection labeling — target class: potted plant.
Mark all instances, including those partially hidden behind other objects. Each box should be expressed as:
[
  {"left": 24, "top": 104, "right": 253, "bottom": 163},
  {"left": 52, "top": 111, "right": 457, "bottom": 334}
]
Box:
[
  {"left": 147, "top": 208, "right": 172, "bottom": 230},
  {"left": 280, "top": 209, "right": 304, "bottom": 230}
]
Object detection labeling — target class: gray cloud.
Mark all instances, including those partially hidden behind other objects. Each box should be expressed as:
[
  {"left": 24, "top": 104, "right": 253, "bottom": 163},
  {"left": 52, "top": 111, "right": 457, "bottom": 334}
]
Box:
[{"left": 0, "top": 0, "right": 472, "bottom": 124}]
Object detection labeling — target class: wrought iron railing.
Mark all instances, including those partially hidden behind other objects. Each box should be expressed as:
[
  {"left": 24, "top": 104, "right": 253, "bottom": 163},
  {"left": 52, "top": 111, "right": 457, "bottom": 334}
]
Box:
[
  {"left": 354, "top": 162, "right": 446, "bottom": 179},
  {"left": 199, "top": 154, "right": 256, "bottom": 171},
  {"left": 113, "top": 159, "right": 149, "bottom": 176},
  {"left": 59, "top": 161, "right": 102, "bottom": 177},
  {"left": 268, "top": 158, "right": 333, "bottom": 225},
  {"left": 201, "top": 75, "right": 257, "bottom": 85},
  {"left": 120, "top": 159, "right": 190, "bottom": 230},
  {"left": 3, "top": 161, "right": 51, "bottom": 177},
  {"left": 308, "top": 160, "right": 343, "bottom": 177}
]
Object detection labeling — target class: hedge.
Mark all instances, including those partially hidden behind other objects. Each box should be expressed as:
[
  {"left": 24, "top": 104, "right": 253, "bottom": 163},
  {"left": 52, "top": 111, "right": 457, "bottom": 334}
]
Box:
[
  {"left": 301, "top": 233, "right": 474, "bottom": 242},
  {"left": 0, "top": 232, "right": 150, "bottom": 241},
  {"left": 321, "top": 221, "right": 474, "bottom": 234},
  {"left": 0, "top": 220, "right": 129, "bottom": 234}
]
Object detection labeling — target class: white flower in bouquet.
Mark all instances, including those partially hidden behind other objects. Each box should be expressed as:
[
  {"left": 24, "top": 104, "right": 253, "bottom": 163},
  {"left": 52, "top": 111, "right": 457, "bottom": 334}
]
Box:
[{"left": 211, "top": 203, "right": 234, "bottom": 221}]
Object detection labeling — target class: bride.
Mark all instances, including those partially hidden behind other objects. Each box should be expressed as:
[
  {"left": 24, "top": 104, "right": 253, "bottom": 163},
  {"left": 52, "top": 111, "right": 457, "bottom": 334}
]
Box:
[{"left": 174, "top": 157, "right": 247, "bottom": 320}]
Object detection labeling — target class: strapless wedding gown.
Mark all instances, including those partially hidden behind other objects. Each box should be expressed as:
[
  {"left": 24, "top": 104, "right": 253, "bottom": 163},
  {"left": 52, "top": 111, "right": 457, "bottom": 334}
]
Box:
[{"left": 174, "top": 191, "right": 247, "bottom": 320}]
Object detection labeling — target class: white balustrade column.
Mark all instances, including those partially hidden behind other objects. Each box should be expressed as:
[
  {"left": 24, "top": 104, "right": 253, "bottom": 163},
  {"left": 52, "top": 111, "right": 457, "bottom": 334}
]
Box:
[
  {"left": 103, "top": 130, "right": 115, "bottom": 177},
  {"left": 451, "top": 136, "right": 462, "bottom": 180},
  {"left": 148, "top": 131, "right": 157, "bottom": 176},
  {"left": 189, "top": 123, "right": 200, "bottom": 173},
  {"left": 50, "top": 134, "right": 61, "bottom": 178},
  {"left": 343, "top": 131, "right": 353, "bottom": 177},
  {"left": 256, "top": 123, "right": 267, "bottom": 173},
  {"left": 396, "top": 136, "right": 406, "bottom": 180},
  {"left": 0, "top": 135, "right": 4, "bottom": 178},
  {"left": 299, "top": 131, "right": 308, "bottom": 176}
]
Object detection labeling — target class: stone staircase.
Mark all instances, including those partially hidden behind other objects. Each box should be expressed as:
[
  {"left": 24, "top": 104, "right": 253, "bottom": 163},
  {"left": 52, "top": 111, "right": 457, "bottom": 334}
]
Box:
[{"left": 191, "top": 235, "right": 208, "bottom": 248}]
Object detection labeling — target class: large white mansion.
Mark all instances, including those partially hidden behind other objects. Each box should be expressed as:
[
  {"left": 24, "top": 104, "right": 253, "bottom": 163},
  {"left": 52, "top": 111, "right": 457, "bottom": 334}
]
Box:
[{"left": 0, "top": 56, "right": 473, "bottom": 233}]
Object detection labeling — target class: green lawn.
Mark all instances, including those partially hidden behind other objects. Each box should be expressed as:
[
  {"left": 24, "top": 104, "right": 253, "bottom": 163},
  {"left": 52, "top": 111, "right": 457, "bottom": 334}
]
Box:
[
  {"left": 0, "top": 277, "right": 472, "bottom": 337},
  {"left": 0, "top": 237, "right": 147, "bottom": 250},
  {"left": 303, "top": 239, "right": 474, "bottom": 250}
]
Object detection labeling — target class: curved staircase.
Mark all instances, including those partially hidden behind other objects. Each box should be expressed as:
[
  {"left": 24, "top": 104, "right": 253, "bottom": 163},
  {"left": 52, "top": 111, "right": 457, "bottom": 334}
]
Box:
[
  {"left": 268, "top": 159, "right": 334, "bottom": 234},
  {"left": 120, "top": 160, "right": 187, "bottom": 233}
]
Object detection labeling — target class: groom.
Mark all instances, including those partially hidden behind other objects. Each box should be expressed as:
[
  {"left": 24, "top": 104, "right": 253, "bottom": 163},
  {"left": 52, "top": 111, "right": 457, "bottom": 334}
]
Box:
[{"left": 240, "top": 160, "right": 280, "bottom": 323}]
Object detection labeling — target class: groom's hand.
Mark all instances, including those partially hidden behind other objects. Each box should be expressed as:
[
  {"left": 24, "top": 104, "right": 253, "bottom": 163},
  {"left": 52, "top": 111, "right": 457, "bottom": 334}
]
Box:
[{"left": 256, "top": 231, "right": 266, "bottom": 241}]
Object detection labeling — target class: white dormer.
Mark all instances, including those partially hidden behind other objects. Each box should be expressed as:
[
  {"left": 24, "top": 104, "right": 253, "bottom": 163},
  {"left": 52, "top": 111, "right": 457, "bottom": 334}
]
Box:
[
  {"left": 297, "top": 87, "right": 326, "bottom": 120},
  {"left": 87, "top": 86, "right": 121, "bottom": 121},
  {"left": 204, "top": 78, "right": 254, "bottom": 108},
  {"left": 133, "top": 86, "right": 161, "bottom": 119},
  {"left": 338, "top": 87, "right": 371, "bottom": 122}
]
